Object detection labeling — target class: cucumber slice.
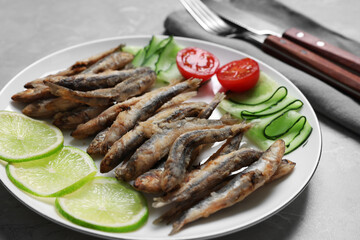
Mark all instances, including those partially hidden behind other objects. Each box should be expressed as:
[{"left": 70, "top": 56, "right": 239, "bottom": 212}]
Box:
[
  {"left": 220, "top": 71, "right": 312, "bottom": 154},
  {"left": 142, "top": 54, "right": 159, "bottom": 70},
  {"left": 228, "top": 72, "right": 279, "bottom": 105},
  {"left": 246, "top": 101, "right": 309, "bottom": 154},
  {"left": 144, "top": 36, "right": 170, "bottom": 59},
  {"left": 219, "top": 87, "right": 288, "bottom": 119},
  {"left": 128, "top": 36, "right": 183, "bottom": 83},
  {"left": 156, "top": 62, "right": 183, "bottom": 83},
  {"left": 285, "top": 119, "right": 312, "bottom": 154},
  {"left": 132, "top": 48, "right": 146, "bottom": 67},
  {"left": 122, "top": 46, "right": 142, "bottom": 55},
  {"left": 144, "top": 36, "right": 162, "bottom": 59},
  {"left": 264, "top": 110, "right": 305, "bottom": 139},
  {"left": 142, "top": 37, "right": 172, "bottom": 71},
  {"left": 155, "top": 36, "right": 183, "bottom": 74},
  {"left": 242, "top": 94, "right": 298, "bottom": 120}
]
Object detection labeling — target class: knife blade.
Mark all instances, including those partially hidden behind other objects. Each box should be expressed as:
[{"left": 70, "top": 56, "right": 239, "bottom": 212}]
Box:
[{"left": 205, "top": 0, "right": 360, "bottom": 73}]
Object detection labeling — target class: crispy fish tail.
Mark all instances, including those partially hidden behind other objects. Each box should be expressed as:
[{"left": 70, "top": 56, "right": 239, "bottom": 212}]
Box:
[{"left": 197, "top": 92, "right": 225, "bottom": 119}]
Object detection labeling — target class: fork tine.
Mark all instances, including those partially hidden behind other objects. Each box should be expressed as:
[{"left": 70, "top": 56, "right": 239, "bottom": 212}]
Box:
[
  {"left": 179, "top": 0, "right": 232, "bottom": 35},
  {"left": 180, "top": 0, "right": 216, "bottom": 33},
  {"left": 190, "top": 0, "right": 229, "bottom": 32},
  {"left": 185, "top": 0, "right": 223, "bottom": 33}
]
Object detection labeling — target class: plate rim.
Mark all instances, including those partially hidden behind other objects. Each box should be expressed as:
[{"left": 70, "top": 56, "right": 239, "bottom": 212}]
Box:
[{"left": 0, "top": 34, "right": 322, "bottom": 240}]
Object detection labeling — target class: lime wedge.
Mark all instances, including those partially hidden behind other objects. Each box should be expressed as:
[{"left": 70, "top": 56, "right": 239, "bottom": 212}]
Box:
[
  {"left": 55, "top": 177, "right": 148, "bottom": 232},
  {"left": 0, "top": 111, "right": 63, "bottom": 162},
  {"left": 6, "top": 146, "right": 97, "bottom": 197}
]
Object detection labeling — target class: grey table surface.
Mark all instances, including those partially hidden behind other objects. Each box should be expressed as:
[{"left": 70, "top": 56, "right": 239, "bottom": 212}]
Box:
[{"left": 0, "top": 0, "right": 359, "bottom": 239}]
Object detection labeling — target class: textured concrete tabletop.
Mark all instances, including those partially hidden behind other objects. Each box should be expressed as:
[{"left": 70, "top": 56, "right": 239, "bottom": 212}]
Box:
[{"left": 0, "top": 0, "right": 359, "bottom": 239}]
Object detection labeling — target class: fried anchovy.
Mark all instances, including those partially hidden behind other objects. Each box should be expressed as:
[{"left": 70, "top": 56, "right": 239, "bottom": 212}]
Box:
[
  {"left": 45, "top": 67, "right": 151, "bottom": 91},
  {"left": 134, "top": 130, "right": 245, "bottom": 195},
  {"left": 157, "top": 91, "right": 197, "bottom": 111},
  {"left": 100, "top": 78, "right": 201, "bottom": 153},
  {"left": 185, "top": 92, "right": 227, "bottom": 166},
  {"left": 100, "top": 102, "right": 207, "bottom": 173},
  {"left": 169, "top": 140, "right": 285, "bottom": 235},
  {"left": 153, "top": 148, "right": 262, "bottom": 208},
  {"left": 93, "top": 92, "right": 196, "bottom": 158},
  {"left": 269, "top": 159, "right": 296, "bottom": 182},
  {"left": 23, "top": 45, "right": 123, "bottom": 89},
  {"left": 22, "top": 97, "right": 81, "bottom": 118},
  {"left": 153, "top": 175, "right": 235, "bottom": 225},
  {"left": 86, "top": 128, "right": 109, "bottom": 155},
  {"left": 70, "top": 95, "right": 143, "bottom": 139},
  {"left": 163, "top": 159, "right": 294, "bottom": 226},
  {"left": 70, "top": 86, "right": 169, "bottom": 139},
  {"left": 45, "top": 70, "right": 156, "bottom": 106},
  {"left": 11, "top": 84, "right": 53, "bottom": 103},
  {"left": 15, "top": 45, "right": 124, "bottom": 104},
  {"left": 109, "top": 92, "right": 223, "bottom": 177},
  {"left": 205, "top": 131, "right": 244, "bottom": 163},
  {"left": 157, "top": 157, "right": 294, "bottom": 226},
  {"left": 114, "top": 118, "right": 229, "bottom": 181},
  {"left": 81, "top": 50, "right": 133, "bottom": 74},
  {"left": 52, "top": 105, "right": 108, "bottom": 130},
  {"left": 133, "top": 161, "right": 166, "bottom": 194},
  {"left": 161, "top": 123, "right": 251, "bottom": 192}
]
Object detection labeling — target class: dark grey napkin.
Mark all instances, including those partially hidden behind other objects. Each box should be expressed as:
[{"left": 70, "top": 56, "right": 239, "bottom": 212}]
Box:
[{"left": 164, "top": 3, "right": 360, "bottom": 136}]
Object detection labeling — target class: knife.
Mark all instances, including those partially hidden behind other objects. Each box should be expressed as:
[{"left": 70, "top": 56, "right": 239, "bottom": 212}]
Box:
[{"left": 204, "top": 0, "right": 360, "bottom": 99}]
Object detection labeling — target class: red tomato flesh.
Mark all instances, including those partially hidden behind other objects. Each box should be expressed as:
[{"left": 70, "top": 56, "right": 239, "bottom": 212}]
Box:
[
  {"left": 176, "top": 47, "right": 220, "bottom": 82},
  {"left": 216, "top": 58, "right": 260, "bottom": 92}
]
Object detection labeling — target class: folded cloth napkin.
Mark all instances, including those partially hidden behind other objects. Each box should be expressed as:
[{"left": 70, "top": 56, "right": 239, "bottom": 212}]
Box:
[{"left": 164, "top": 7, "right": 360, "bottom": 136}]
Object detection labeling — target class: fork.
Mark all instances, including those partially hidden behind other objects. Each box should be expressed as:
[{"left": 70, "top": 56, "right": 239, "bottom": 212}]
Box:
[
  {"left": 179, "top": 0, "right": 266, "bottom": 43},
  {"left": 179, "top": 0, "right": 234, "bottom": 36},
  {"left": 179, "top": 0, "right": 360, "bottom": 100}
]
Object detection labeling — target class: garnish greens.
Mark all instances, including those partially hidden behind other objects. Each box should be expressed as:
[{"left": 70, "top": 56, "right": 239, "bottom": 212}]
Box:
[{"left": 123, "top": 36, "right": 184, "bottom": 83}]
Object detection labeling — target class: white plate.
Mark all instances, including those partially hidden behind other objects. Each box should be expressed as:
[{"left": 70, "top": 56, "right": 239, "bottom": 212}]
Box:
[{"left": 0, "top": 36, "right": 322, "bottom": 240}]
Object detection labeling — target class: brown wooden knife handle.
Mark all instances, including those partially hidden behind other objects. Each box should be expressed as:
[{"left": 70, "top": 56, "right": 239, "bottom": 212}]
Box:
[
  {"left": 262, "top": 35, "right": 360, "bottom": 99},
  {"left": 283, "top": 28, "right": 360, "bottom": 73}
]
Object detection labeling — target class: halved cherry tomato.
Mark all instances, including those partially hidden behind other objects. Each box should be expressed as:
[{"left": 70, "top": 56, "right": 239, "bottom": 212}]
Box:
[
  {"left": 176, "top": 47, "right": 220, "bottom": 82},
  {"left": 216, "top": 58, "right": 260, "bottom": 92}
]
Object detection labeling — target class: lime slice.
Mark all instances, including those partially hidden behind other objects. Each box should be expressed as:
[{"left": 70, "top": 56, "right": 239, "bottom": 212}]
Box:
[
  {"left": 6, "top": 146, "right": 97, "bottom": 197},
  {"left": 0, "top": 111, "right": 63, "bottom": 162},
  {"left": 55, "top": 177, "right": 148, "bottom": 232}
]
